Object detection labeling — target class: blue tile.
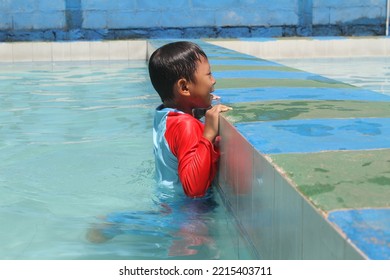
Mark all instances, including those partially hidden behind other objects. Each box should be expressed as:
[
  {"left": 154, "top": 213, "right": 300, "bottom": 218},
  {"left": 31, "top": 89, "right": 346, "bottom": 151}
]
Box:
[
  {"left": 214, "top": 87, "right": 390, "bottom": 103},
  {"left": 328, "top": 209, "right": 390, "bottom": 260},
  {"left": 214, "top": 70, "right": 320, "bottom": 80},
  {"left": 210, "top": 59, "right": 279, "bottom": 67},
  {"left": 235, "top": 118, "right": 390, "bottom": 154}
]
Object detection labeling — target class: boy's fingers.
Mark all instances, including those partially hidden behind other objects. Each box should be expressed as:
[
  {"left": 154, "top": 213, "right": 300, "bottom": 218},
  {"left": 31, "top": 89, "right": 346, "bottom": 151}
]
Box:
[
  {"left": 216, "top": 104, "right": 232, "bottom": 112},
  {"left": 205, "top": 104, "right": 232, "bottom": 116}
]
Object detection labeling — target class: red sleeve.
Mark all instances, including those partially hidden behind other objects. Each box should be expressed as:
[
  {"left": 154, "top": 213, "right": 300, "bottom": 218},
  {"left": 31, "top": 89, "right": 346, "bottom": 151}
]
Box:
[{"left": 165, "top": 113, "right": 220, "bottom": 198}]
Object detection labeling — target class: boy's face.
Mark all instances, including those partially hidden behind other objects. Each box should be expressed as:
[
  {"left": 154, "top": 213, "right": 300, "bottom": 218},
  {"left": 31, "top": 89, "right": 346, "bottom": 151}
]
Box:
[{"left": 188, "top": 56, "right": 216, "bottom": 109}]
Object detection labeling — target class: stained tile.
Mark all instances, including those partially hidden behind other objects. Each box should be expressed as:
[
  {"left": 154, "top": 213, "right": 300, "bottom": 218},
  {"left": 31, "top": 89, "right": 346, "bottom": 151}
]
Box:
[
  {"left": 271, "top": 150, "right": 390, "bottom": 211},
  {"left": 216, "top": 88, "right": 390, "bottom": 105},
  {"left": 214, "top": 70, "right": 314, "bottom": 79},
  {"left": 328, "top": 209, "right": 390, "bottom": 260},
  {"left": 236, "top": 118, "right": 390, "bottom": 154},
  {"left": 224, "top": 100, "right": 390, "bottom": 124},
  {"left": 216, "top": 77, "right": 353, "bottom": 90}
]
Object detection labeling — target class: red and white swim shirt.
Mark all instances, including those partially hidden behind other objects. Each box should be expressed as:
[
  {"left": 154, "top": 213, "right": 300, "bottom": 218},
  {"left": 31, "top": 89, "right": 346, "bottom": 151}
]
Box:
[{"left": 153, "top": 105, "right": 219, "bottom": 198}]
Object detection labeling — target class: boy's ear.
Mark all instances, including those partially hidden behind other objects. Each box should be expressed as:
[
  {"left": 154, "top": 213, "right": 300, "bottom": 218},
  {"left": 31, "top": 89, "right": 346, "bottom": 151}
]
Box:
[{"left": 176, "top": 78, "right": 190, "bottom": 97}]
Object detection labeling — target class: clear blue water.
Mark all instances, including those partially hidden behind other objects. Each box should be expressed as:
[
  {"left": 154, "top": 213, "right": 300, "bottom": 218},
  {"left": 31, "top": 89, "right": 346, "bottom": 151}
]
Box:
[{"left": 0, "top": 61, "right": 253, "bottom": 260}]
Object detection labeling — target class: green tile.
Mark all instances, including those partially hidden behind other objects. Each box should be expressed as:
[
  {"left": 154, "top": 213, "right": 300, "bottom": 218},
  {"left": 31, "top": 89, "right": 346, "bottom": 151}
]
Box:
[
  {"left": 223, "top": 100, "right": 390, "bottom": 123},
  {"left": 217, "top": 78, "right": 354, "bottom": 89},
  {"left": 210, "top": 56, "right": 264, "bottom": 61},
  {"left": 270, "top": 150, "right": 390, "bottom": 212},
  {"left": 212, "top": 65, "right": 302, "bottom": 72}
]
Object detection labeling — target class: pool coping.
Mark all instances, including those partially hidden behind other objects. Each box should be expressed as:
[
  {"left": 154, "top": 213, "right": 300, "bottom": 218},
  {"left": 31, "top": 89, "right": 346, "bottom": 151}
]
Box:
[
  {"left": 0, "top": 40, "right": 148, "bottom": 62},
  {"left": 206, "top": 36, "right": 390, "bottom": 59},
  {"left": 1, "top": 36, "right": 390, "bottom": 62}
]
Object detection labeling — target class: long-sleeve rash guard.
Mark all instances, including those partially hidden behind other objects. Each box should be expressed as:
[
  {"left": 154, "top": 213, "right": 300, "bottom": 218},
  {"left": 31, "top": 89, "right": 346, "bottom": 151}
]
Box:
[{"left": 153, "top": 105, "right": 219, "bottom": 198}]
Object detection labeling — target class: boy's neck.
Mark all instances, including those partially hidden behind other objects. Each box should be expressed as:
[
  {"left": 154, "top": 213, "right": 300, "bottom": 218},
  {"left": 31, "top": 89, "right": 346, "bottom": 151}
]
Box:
[{"left": 163, "top": 100, "right": 192, "bottom": 115}]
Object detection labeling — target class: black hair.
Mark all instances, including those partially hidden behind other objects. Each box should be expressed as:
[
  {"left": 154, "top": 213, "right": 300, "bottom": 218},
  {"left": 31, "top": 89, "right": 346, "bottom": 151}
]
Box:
[{"left": 148, "top": 41, "right": 207, "bottom": 102}]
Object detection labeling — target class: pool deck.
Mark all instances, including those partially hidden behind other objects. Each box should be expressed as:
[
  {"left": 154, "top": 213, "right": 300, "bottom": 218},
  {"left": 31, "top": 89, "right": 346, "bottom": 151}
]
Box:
[
  {"left": 2, "top": 37, "right": 389, "bottom": 259},
  {"left": 204, "top": 37, "right": 390, "bottom": 259}
]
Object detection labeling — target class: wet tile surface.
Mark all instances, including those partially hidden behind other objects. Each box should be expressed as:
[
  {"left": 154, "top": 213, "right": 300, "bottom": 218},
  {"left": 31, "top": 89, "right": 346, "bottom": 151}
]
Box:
[
  {"left": 236, "top": 118, "right": 390, "bottom": 154},
  {"left": 270, "top": 150, "right": 390, "bottom": 211},
  {"left": 216, "top": 88, "right": 390, "bottom": 103},
  {"left": 223, "top": 100, "right": 390, "bottom": 123},
  {"left": 328, "top": 209, "right": 390, "bottom": 259}
]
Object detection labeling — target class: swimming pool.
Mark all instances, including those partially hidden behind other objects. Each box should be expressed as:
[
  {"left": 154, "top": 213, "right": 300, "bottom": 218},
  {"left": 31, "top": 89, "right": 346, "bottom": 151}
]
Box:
[
  {"left": 0, "top": 61, "right": 253, "bottom": 260},
  {"left": 275, "top": 56, "right": 390, "bottom": 96}
]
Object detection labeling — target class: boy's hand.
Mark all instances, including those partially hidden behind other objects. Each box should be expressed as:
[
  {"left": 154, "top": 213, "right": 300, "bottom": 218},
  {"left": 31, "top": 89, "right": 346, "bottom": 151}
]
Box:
[{"left": 203, "top": 104, "right": 232, "bottom": 142}]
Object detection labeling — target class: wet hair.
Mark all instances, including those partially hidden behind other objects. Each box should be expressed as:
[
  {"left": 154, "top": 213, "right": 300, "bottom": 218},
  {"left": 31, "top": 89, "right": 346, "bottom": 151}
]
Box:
[{"left": 148, "top": 41, "right": 207, "bottom": 102}]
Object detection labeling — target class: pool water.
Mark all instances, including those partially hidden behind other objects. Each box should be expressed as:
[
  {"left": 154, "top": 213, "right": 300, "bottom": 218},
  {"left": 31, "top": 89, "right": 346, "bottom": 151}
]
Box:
[
  {"left": 0, "top": 61, "right": 252, "bottom": 260},
  {"left": 275, "top": 56, "right": 390, "bottom": 96}
]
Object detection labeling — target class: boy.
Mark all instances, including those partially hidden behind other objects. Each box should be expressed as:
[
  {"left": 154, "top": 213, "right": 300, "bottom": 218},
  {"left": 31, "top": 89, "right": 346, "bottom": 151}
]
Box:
[{"left": 149, "top": 41, "right": 232, "bottom": 198}]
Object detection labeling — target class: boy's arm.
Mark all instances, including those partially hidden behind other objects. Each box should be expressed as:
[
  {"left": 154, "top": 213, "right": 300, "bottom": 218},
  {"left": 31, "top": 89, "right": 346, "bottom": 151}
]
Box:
[{"left": 166, "top": 116, "right": 219, "bottom": 198}]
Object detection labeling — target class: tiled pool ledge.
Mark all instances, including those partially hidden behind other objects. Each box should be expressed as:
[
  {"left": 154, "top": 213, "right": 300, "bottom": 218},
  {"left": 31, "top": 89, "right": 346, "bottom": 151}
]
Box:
[
  {"left": 2, "top": 37, "right": 389, "bottom": 62},
  {"left": 203, "top": 38, "right": 390, "bottom": 259},
  {"left": 2, "top": 38, "right": 389, "bottom": 259},
  {"left": 207, "top": 36, "right": 390, "bottom": 59}
]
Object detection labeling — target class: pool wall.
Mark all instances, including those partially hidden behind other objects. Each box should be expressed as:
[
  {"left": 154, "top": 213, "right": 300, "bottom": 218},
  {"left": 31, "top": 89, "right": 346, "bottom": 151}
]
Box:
[
  {"left": 0, "top": 0, "right": 389, "bottom": 41},
  {"left": 218, "top": 117, "right": 365, "bottom": 259}
]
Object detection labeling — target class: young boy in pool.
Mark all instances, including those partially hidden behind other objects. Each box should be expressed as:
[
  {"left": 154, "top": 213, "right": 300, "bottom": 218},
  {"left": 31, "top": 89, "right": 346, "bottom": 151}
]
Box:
[{"left": 149, "top": 41, "right": 232, "bottom": 198}]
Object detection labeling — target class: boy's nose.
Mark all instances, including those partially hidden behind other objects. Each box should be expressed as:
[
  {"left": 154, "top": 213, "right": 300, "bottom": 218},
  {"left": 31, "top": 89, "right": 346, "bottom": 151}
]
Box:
[{"left": 211, "top": 75, "right": 216, "bottom": 85}]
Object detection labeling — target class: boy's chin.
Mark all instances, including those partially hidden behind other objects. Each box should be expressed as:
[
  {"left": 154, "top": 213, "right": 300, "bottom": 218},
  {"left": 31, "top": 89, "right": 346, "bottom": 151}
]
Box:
[{"left": 196, "top": 102, "right": 211, "bottom": 109}]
